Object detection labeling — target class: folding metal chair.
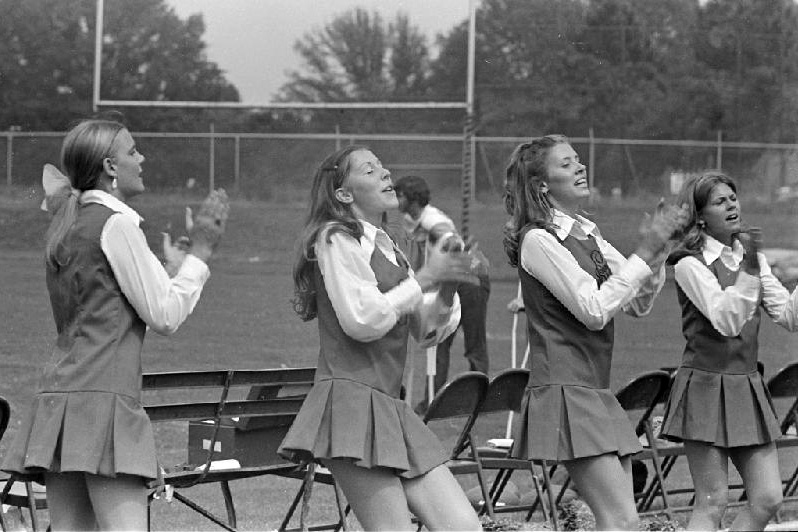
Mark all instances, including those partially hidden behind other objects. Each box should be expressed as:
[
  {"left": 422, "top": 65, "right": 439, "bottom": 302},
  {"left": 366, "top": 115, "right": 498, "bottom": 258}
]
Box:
[
  {"left": 765, "top": 361, "right": 798, "bottom": 498},
  {"left": 472, "top": 368, "right": 557, "bottom": 529},
  {"left": 544, "top": 370, "right": 674, "bottom": 519},
  {"left": 0, "top": 396, "right": 48, "bottom": 532},
  {"left": 421, "top": 371, "right": 491, "bottom": 519}
]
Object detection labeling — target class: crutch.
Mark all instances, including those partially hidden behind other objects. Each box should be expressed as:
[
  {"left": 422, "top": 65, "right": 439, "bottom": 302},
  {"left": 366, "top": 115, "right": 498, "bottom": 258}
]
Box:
[
  {"left": 426, "top": 346, "right": 436, "bottom": 407},
  {"left": 506, "top": 282, "right": 530, "bottom": 438}
]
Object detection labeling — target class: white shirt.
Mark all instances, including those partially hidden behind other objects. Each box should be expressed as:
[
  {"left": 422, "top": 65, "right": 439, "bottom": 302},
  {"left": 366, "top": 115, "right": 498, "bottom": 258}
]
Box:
[
  {"left": 316, "top": 220, "right": 460, "bottom": 346},
  {"left": 401, "top": 204, "right": 456, "bottom": 240},
  {"left": 520, "top": 210, "right": 664, "bottom": 331},
  {"left": 81, "top": 190, "right": 210, "bottom": 335},
  {"left": 674, "top": 234, "right": 798, "bottom": 336}
]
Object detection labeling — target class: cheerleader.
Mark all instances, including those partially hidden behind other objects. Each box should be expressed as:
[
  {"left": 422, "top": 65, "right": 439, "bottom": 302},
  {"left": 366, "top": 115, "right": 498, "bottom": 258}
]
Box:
[
  {"left": 279, "top": 145, "right": 481, "bottom": 531},
  {"left": 660, "top": 171, "right": 798, "bottom": 531},
  {"left": 502, "top": 135, "right": 687, "bottom": 530},
  {"left": 2, "top": 118, "right": 228, "bottom": 530}
]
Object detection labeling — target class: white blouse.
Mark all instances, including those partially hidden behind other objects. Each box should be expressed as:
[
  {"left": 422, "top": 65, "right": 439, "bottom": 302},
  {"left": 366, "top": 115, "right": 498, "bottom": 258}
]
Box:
[
  {"left": 520, "top": 210, "right": 664, "bottom": 331},
  {"left": 674, "top": 234, "right": 798, "bottom": 336},
  {"left": 81, "top": 190, "right": 210, "bottom": 335},
  {"left": 316, "top": 220, "right": 460, "bottom": 346}
]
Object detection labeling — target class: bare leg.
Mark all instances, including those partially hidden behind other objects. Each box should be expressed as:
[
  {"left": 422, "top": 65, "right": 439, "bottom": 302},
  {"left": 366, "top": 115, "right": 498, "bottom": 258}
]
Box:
[
  {"left": 729, "top": 442, "right": 782, "bottom": 531},
  {"left": 44, "top": 472, "right": 99, "bottom": 531},
  {"left": 323, "top": 459, "right": 415, "bottom": 531},
  {"left": 564, "top": 453, "right": 638, "bottom": 531},
  {"left": 82, "top": 473, "right": 148, "bottom": 531},
  {"left": 683, "top": 440, "right": 729, "bottom": 531},
  {"left": 403, "top": 464, "right": 482, "bottom": 531}
]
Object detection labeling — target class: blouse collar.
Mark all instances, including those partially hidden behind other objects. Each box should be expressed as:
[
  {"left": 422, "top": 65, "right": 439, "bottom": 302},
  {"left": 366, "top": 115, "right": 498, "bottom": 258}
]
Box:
[
  {"left": 80, "top": 189, "right": 143, "bottom": 226},
  {"left": 702, "top": 233, "right": 744, "bottom": 268},
  {"left": 551, "top": 209, "right": 599, "bottom": 240}
]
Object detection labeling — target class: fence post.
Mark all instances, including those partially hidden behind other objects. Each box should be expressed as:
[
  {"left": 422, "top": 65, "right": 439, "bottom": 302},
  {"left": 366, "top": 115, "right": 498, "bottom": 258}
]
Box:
[
  {"left": 588, "top": 127, "right": 595, "bottom": 204},
  {"left": 5, "top": 132, "right": 12, "bottom": 186},
  {"left": 209, "top": 122, "right": 215, "bottom": 191},
  {"left": 716, "top": 130, "right": 723, "bottom": 170},
  {"left": 234, "top": 134, "right": 240, "bottom": 196}
]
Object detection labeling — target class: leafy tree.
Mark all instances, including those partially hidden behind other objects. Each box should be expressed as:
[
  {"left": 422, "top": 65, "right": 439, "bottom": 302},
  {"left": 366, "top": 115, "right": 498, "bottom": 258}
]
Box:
[
  {"left": 278, "top": 8, "right": 431, "bottom": 103},
  {"left": 0, "top": 0, "right": 239, "bottom": 130}
]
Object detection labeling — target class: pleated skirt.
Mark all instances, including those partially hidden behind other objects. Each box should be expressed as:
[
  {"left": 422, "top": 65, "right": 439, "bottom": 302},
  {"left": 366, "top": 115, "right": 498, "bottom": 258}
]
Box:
[
  {"left": 278, "top": 378, "right": 447, "bottom": 478},
  {"left": 2, "top": 391, "right": 158, "bottom": 481},
  {"left": 510, "top": 384, "right": 642, "bottom": 462},
  {"left": 660, "top": 367, "right": 780, "bottom": 447}
]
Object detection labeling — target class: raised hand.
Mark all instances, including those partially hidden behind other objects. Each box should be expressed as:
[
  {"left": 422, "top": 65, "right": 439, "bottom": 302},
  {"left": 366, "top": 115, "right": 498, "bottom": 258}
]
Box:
[
  {"left": 415, "top": 237, "right": 479, "bottom": 293},
  {"left": 736, "top": 226, "right": 762, "bottom": 273},
  {"left": 189, "top": 189, "right": 230, "bottom": 262},
  {"left": 636, "top": 200, "right": 690, "bottom": 265}
]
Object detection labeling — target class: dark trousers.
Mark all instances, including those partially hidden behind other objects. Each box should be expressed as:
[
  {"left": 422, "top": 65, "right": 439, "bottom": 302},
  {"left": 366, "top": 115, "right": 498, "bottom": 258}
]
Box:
[{"left": 422, "top": 276, "right": 490, "bottom": 405}]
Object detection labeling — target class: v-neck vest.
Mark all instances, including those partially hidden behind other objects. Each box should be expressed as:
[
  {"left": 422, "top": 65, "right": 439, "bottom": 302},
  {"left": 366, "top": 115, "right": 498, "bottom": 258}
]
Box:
[
  {"left": 677, "top": 256, "right": 761, "bottom": 373},
  {"left": 519, "top": 225, "right": 614, "bottom": 388},
  {"left": 313, "top": 238, "right": 410, "bottom": 397}
]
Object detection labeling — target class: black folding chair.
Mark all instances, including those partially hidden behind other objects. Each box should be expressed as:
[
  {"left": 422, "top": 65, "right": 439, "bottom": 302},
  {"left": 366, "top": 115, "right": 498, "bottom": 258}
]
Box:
[
  {"left": 0, "top": 396, "right": 49, "bottom": 532},
  {"left": 421, "top": 371, "right": 491, "bottom": 521}
]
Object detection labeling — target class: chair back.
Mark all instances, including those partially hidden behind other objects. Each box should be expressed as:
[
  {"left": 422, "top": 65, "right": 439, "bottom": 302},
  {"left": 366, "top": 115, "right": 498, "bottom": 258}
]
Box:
[
  {"left": 423, "top": 371, "right": 489, "bottom": 459},
  {"left": 767, "top": 362, "right": 798, "bottom": 435},
  {"left": 0, "top": 396, "right": 9, "bottom": 441},
  {"left": 615, "top": 370, "right": 672, "bottom": 436},
  {"left": 480, "top": 368, "right": 529, "bottom": 414}
]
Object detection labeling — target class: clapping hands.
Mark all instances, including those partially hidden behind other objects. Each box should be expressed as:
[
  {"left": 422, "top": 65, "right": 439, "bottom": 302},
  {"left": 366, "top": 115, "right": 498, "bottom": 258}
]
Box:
[
  {"left": 636, "top": 199, "right": 690, "bottom": 266},
  {"left": 162, "top": 189, "right": 229, "bottom": 273}
]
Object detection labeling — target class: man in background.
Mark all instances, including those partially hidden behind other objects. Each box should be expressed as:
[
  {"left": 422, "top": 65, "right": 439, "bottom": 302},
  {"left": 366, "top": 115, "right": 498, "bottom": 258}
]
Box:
[{"left": 394, "top": 175, "right": 490, "bottom": 414}]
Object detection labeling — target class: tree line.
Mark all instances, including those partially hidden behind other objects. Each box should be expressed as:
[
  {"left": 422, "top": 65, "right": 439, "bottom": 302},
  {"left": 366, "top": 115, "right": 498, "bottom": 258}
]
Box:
[{"left": 3, "top": 0, "right": 798, "bottom": 144}]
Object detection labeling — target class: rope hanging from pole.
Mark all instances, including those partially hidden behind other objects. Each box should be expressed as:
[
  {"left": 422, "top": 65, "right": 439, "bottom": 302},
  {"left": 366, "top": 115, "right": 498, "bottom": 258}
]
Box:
[{"left": 461, "top": 112, "right": 476, "bottom": 241}]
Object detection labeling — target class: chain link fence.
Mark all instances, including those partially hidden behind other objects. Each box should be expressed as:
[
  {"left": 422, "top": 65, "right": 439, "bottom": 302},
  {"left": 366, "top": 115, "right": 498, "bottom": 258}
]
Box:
[{"left": 3, "top": 131, "right": 798, "bottom": 204}]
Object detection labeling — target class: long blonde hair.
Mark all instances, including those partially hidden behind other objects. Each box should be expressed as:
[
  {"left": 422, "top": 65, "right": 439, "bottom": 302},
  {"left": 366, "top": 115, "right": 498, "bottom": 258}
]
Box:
[
  {"left": 46, "top": 119, "right": 126, "bottom": 268},
  {"left": 502, "top": 135, "right": 568, "bottom": 267}
]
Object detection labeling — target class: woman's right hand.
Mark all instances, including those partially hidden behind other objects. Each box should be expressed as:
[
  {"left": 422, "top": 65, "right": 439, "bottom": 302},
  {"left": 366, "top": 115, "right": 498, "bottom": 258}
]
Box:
[
  {"left": 414, "top": 238, "right": 479, "bottom": 292},
  {"left": 189, "top": 189, "right": 230, "bottom": 263},
  {"left": 736, "top": 227, "right": 762, "bottom": 274},
  {"left": 635, "top": 200, "right": 689, "bottom": 265}
]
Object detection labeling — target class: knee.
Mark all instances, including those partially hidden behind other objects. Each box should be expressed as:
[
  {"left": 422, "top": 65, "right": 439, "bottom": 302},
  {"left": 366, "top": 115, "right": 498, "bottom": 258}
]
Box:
[
  {"left": 694, "top": 488, "right": 729, "bottom": 519},
  {"left": 749, "top": 487, "right": 783, "bottom": 518}
]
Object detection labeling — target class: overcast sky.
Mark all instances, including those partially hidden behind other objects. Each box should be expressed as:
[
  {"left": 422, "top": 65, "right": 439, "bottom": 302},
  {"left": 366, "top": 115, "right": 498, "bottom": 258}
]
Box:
[{"left": 167, "top": 0, "right": 471, "bottom": 103}]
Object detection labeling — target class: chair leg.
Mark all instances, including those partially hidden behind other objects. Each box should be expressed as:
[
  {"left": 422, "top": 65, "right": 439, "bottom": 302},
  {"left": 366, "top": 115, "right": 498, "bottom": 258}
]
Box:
[
  {"left": 538, "top": 461, "right": 559, "bottom": 531},
  {"left": 24, "top": 482, "right": 39, "bottom": 532},
  {"left": 220, "top": 480, "right": 237, "bottom": 529},
  {"left": 279, "top": 481, "right": 306, "bottom": 531},
  {"left": 300, "top": 463, "right": 317, "bottom": 532},
  {"left": 471, "top": 448, "right": 495, "bottom": 519},
  {"left": 332, "top": 481, "right": 348, "bottom": 531},
  {"left": 643, "top": 423, "right": 673, "bottom": 519}
]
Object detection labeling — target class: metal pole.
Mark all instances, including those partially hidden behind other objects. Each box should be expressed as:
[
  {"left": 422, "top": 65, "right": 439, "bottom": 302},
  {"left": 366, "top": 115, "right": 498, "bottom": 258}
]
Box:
[
  {"left": 93, "top": 0, "right": 104, "bottom": 112},
  {"left": 335, "top": 124, "right": 341, "bottom": 151},
  {"left": 461, "top": 0, "right": 477, "bottom": 241},
  {"left": 234, "top": 134, "right": 240, "bottom": 195},
  {"left": 716, "top": 130, "right": 723, "bottom": 170},
  {"left": 6, "top": 133, "right": 13, "bottom": 186},
  {"left": 209, "top": 122, "right": 215, "bottom": 191},
  {"left": 588, "top": 127, "right": 596, "bottom": 204}
]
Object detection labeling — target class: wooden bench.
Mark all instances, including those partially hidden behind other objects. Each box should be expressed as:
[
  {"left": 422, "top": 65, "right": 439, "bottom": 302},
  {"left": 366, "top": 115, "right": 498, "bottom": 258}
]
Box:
[{"left": 142, "top": 367, "right": 345, "bottom": 531}]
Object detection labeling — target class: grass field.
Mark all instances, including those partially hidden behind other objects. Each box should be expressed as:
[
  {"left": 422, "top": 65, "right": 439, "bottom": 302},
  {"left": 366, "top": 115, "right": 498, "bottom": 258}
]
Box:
[{"left": 2, "top": 186, "right": 798, "bottom": 530}]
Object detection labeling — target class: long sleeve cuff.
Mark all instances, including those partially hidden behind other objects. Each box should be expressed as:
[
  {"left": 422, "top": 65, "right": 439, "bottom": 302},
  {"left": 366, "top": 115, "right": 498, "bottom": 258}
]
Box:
[{"left": 384, "top": 277, "right": 423, "bottom": 315}]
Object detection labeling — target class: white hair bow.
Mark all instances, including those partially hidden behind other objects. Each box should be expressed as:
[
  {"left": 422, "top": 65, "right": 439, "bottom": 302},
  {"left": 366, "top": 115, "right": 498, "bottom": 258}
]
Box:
[{"left": 40, "top": 163, "right": 76, "bottom": 214}]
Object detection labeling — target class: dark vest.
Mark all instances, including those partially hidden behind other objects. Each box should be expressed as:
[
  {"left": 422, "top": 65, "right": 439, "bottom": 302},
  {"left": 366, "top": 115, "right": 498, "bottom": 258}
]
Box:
[
  {"left": 677, "top": 255, "right": 761, "bottom": 373},
  {"left": 519, "top": 225, "right": 615, "bottom": 388},
  {"left": 313, "top": 236, "right": 411, "bottom": 397},
  {"left": 42, "top": 203, "right": 146, "bottom": 399}
]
